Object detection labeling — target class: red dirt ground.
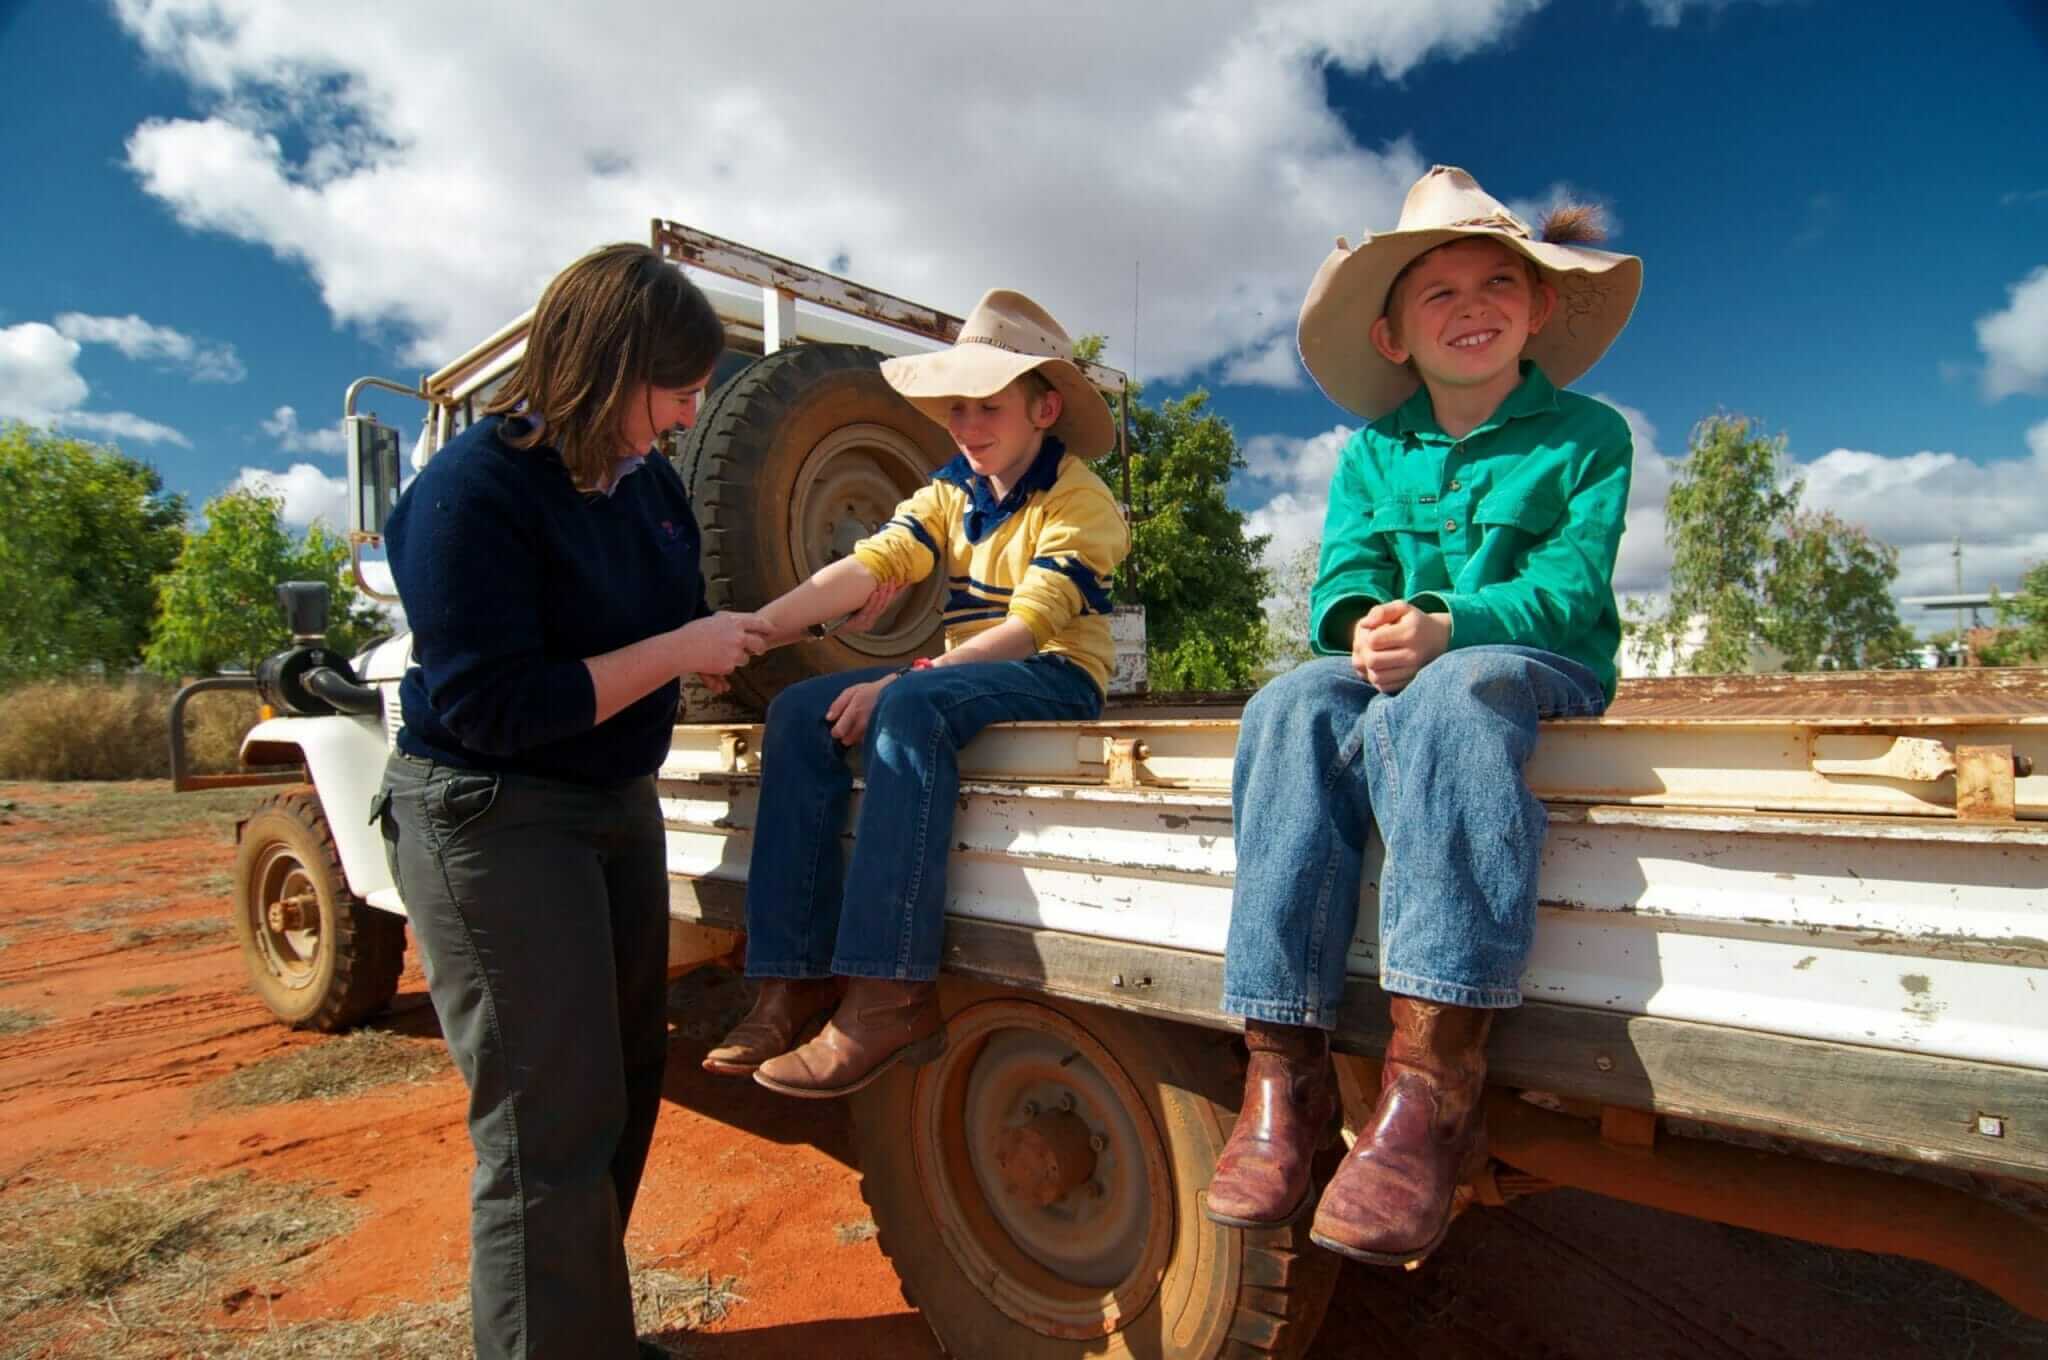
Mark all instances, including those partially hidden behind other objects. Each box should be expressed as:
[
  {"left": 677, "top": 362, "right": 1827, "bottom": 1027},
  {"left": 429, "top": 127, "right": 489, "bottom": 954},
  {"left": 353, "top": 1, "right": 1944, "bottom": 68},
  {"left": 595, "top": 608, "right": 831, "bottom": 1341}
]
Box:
[{"left": 1, "top": 780, "right": 2042, "bottom": 1358}]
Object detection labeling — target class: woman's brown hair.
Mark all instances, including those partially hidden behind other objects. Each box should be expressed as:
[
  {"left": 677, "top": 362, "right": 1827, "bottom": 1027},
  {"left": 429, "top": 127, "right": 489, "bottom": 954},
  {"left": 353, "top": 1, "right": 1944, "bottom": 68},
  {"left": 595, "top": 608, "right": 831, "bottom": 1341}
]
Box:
[{"left": 483, "top": 243, "right": 724, "bottom": 488}]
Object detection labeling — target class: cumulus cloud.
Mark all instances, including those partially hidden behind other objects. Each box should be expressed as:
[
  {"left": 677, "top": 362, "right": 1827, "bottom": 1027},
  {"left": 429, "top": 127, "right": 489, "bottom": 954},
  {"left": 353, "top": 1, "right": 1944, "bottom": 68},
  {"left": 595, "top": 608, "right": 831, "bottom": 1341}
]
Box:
[
  {"left": 53, "top": 311, "right": 245, "bottom": 382},
  {"left": 1637, "top": 0, "right": 1789, "bottom": 25},
  {"left": 108, "top": 0, "right": 1570, "bottom": 381},
  {"left": 1221, "top": 334, "right": 1309, "bottom": 389},
  {"left": 1976, "top": 264, "right": 2048, "bottom": 400},
  {"left": 262, "top": 403, "right": 345, "bottom": 455},
  {"left": 232, "top": 462, "right": 350, "bottom": 530},
  {"left": 0, "top": 321, "right": 190, "bottom": 445}
]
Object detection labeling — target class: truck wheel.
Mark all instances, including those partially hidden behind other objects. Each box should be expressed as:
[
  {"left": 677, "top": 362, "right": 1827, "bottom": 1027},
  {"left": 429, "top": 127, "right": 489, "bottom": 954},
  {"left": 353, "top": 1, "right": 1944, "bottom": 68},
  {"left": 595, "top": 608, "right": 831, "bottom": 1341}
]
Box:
[
  {"left": 849, "top": 982, "right": 1339, "bottom": 1359},
  {"left": 232, "top": 789, "right": 404, "bottom": 1032},
  {"left": 677, "top": 343, "right": 957, "bottom": 710}
]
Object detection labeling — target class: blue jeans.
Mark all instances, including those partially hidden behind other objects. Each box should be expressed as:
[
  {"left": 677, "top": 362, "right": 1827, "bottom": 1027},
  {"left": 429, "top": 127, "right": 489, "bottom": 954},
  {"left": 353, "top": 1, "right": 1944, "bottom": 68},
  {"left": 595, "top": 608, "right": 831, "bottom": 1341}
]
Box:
[
  {"left": 744, "top": 653, "right": 1103, "bottom": 981},
  {"left": 1221, "top": 647, "right": 1607, "bottom": 1025}
]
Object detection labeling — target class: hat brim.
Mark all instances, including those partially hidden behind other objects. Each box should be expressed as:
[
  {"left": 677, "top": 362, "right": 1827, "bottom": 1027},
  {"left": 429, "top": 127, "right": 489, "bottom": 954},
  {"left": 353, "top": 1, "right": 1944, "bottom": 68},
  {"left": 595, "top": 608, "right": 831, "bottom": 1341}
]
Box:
[
  {"left": 1297, "top": 228, "right": 1643, "bottom": 421},
  {"left": 880, "top": 347, "right": 1117, "bottom": 459}
]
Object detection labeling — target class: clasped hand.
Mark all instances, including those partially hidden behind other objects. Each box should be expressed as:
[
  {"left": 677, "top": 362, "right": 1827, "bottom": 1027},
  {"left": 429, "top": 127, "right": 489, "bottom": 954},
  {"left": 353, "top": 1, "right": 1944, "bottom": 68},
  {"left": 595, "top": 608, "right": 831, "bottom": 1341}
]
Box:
[
  {"left": 681, "top": 611, "right": 774, "bottom": 690},
  {"left": 1352, "top": 599, "right": 1450, "bottom": 694}
]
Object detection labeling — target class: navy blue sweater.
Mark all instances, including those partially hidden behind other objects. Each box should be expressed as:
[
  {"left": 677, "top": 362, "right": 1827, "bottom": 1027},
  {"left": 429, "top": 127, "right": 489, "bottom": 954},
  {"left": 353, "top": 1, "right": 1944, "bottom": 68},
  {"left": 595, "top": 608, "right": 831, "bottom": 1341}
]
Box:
[{"left": 384, "top": 415, "right": 708, "bottom": 784}]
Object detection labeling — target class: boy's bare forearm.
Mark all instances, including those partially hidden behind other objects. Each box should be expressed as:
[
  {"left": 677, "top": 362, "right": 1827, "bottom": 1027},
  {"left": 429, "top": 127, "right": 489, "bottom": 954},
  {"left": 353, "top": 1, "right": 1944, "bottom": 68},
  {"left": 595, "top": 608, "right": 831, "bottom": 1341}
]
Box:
[
  {"left": 755, "top": 557, "right": 883, "bottom": 648},
  {"left": 933, "top": 616, "right": 1038, "bottom": 666}
]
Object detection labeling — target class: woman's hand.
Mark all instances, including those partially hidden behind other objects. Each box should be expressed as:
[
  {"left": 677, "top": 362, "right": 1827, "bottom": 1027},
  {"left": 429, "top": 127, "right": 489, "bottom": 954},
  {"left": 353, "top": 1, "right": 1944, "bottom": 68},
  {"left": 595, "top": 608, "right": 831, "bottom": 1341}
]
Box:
[
  {"left": 680, "top": 611, "right": 774, "bottom": 675},
  {"left": 825, "top": 675, "right": 895, "bottom": 746},
  {"left": 841, "top": 580, "right": 905, "bottom": 634}
]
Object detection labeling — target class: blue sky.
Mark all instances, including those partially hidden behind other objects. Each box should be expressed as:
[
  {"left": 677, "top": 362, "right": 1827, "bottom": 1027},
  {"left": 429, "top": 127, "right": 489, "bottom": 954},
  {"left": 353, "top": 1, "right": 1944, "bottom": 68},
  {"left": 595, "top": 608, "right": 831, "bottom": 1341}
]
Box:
[{"left": 4, "top": 0, "right": 2046, "bottom": 617}]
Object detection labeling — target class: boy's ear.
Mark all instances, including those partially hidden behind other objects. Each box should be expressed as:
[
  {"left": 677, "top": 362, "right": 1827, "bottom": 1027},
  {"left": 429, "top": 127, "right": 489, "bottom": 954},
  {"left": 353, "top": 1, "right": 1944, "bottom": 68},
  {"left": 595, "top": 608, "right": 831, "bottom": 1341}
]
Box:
[
  {"left": 1031, "top": 385, "right": 1064, "bottom": 431},
  {"left": 1526, "top": 279, "right": 1559, "bottom": 337},
  {"left": 1368, "top": 315, "right": 1409, "bottom": 366}
]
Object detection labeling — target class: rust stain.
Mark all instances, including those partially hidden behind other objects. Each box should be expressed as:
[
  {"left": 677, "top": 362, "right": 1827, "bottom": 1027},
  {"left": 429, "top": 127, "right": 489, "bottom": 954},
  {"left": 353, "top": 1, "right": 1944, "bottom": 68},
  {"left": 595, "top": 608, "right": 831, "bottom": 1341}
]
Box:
[
  {"left": 1793, "top": 956, "right": 1817, "bottom": 971},
  {"left": 1600, "top": 668, "right": 2048, "bottom": 724}
]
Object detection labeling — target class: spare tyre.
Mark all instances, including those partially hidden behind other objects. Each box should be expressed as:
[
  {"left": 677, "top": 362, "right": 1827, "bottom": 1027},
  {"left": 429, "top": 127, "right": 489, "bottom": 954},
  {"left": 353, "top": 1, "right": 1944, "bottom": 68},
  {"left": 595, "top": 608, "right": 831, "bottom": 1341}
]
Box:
[{"left": 677, "top": 343, "right": 956, "bottom": 711}]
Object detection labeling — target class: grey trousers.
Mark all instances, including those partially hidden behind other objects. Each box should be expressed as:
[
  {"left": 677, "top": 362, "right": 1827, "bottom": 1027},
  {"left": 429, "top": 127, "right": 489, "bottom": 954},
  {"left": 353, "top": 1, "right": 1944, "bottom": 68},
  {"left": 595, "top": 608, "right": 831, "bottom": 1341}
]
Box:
[{"left": 377, "top": 752, "right": 670, "bottom": 1360}]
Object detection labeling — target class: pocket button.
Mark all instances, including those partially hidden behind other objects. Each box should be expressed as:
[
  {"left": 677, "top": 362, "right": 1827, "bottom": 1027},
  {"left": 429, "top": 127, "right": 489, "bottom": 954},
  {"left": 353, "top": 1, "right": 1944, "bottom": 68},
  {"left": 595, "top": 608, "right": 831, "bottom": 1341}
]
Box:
[{"left": 1443, "top": 519, "right": 1458, "bottom": 533}]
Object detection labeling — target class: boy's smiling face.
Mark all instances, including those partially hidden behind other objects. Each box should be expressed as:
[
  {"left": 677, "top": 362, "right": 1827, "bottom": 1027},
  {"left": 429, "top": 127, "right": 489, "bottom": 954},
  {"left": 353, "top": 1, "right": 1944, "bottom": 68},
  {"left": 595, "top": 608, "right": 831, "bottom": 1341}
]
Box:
[
  {"left": 1371, "top": 237, "right": 1557, "bottom": 405},
  {"left": 945, "top": 379, "right": 1062, "bottom": 492}
]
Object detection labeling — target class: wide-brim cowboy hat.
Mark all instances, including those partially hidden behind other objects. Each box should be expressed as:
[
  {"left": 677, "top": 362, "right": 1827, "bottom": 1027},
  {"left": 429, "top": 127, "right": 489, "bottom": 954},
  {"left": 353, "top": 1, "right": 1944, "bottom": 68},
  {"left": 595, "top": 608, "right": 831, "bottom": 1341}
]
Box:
[
  {"left": 881, "top": 288, "right": 1116, "bottom": 459},
  {"left": 1298, "top": 165, "right": 1644, "bottom": 421}
]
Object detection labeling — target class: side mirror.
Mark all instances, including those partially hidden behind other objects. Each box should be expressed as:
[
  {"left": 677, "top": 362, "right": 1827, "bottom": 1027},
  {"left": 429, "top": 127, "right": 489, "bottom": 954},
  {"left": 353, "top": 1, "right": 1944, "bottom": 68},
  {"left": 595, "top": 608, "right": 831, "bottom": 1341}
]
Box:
[
  {"left": 277, "top": 581, "right": 331, "bottom": 642},
  {"left": 347, "top": 413, "right": 403, "bottom": 539}
]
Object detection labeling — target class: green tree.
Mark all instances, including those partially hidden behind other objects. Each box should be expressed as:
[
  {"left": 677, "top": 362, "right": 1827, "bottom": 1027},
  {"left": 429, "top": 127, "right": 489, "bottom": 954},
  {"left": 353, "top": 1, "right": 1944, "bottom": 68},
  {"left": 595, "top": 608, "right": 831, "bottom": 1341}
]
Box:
[
  {"left": 1631, "top": 414, "right": 1802, "bottom": 674},
  {"left": 145, "top": 489, "right": 378, "bottom": 676},
  {"left": 0, "top": 425, "right": 187, "bottom": 685},
  {"left": 1096, "top": 384, "right": 1271, "bottom": 690},
  {"left": 1761, "top": 510, "right": 1915, "bottom": 670},
  {"left": 1262, "top": 538, "right": 1322, "bottom": 677},
  {"left": 1982, "top": 561, "right": 2048, "bottom": 665}
]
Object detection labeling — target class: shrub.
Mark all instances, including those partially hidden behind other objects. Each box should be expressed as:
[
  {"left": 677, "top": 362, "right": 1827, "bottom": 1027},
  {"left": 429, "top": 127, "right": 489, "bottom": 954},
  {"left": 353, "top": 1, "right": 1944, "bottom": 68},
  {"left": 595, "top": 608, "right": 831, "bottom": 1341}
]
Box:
[{"left": 0, "top": 677, "right": 259, "bottom": 780}]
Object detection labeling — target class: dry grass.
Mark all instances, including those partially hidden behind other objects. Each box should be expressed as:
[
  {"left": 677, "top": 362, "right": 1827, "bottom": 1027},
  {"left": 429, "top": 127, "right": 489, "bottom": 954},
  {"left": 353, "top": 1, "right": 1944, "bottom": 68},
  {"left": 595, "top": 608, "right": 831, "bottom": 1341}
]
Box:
[
  {"left": 120, "top": 917, "right": 232, "bottom": 951},
  {"left": 0, "top": 1171, "right": 357, "bottom": 1359},
  {"left": 12, "top": 784, "right": 267, "bottom": 844},
  {"left": 114, "top": 984, "right": 181, "bottom": 1000},
  {"left": 835, "top": 1217, "right": 878, "bottom": 1246},
  {"left": 0, "top": 678, "right": 260, "bottom": 781},
  {"left": 204, "top": 1030, "right": 449, "bottom": 1109},
  {"left": 0, "top": 1007, "right": 49, "bottom": 1037}
]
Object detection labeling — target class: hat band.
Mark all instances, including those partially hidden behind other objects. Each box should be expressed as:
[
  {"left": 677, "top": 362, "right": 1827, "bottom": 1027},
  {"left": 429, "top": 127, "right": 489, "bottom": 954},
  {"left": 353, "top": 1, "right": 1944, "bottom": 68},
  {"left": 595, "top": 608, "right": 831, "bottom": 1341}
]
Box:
[
  {"left": 1447, "top": 212, "right": 1530, "bottom": 238},
  {"left": 957, "top": 333, "right": 1067, "bottom": 360}
]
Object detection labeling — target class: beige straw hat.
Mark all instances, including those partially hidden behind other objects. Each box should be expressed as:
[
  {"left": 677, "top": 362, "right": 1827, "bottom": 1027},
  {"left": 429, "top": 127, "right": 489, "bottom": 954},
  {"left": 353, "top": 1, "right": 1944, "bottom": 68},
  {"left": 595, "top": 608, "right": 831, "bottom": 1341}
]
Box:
[
  {"left": 880, "top": 289, "right": 1116, "bottom": 459},
  {"left": 1298, "top": 165, "right": 1643, "bottom": 421}
]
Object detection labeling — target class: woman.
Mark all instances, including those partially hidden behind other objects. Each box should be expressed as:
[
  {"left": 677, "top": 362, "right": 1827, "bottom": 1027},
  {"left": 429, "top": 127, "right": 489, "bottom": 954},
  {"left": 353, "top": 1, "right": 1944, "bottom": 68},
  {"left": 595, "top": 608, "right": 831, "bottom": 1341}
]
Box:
[{"left": 378, "top": 242, "right": 771, "bottom": 1358}]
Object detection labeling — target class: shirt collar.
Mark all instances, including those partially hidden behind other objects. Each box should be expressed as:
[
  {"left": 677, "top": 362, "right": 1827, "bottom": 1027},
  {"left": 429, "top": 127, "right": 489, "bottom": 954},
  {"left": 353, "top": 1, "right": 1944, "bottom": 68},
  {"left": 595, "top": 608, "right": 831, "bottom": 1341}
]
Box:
[
  {"left": 934, "top": 436, "right": 1066, "bottom": 543},
  {"left": 1389, "top": 361, "right": 1560, "bottom": 443},
  {"left": 502, "top": 412, "right": 647, "bottom": 497}
]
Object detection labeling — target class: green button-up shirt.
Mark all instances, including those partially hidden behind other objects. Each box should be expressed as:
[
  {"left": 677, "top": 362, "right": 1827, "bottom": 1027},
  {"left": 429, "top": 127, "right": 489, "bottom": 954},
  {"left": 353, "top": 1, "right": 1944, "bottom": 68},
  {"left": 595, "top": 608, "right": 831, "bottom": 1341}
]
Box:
[{"left": 1308, "top": 363, "right": 1634, "bottom": 699}]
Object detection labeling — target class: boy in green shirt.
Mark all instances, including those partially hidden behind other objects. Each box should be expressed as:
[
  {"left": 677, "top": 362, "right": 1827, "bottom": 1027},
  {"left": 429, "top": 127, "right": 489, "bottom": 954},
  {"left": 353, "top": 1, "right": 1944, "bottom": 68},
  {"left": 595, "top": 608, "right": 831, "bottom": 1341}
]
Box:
[{"left": 1205, "top": 166, "right": 1643, "bottom": 1267}]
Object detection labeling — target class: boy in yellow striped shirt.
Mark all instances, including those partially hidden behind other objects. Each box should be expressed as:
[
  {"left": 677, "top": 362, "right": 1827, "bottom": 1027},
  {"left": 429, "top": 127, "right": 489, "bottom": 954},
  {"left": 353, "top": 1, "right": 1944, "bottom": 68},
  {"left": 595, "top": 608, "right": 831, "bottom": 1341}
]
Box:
[{"left": 705, "top": 289, "right": 1130, "bottom": 1097}]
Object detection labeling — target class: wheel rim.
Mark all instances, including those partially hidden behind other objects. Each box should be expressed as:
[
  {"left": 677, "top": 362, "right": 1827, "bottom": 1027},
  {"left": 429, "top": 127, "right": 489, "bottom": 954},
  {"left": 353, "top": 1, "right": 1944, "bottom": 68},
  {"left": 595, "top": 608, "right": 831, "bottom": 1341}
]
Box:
[
  {"left": 246, "top": 843, "right": 323, "bottom": 990},
  {"left": 910, "top": 1000, "right": 1174, "bottom": 1340},
  {"left": 787, "top": 423, "right": 946, "bottom": 657}
]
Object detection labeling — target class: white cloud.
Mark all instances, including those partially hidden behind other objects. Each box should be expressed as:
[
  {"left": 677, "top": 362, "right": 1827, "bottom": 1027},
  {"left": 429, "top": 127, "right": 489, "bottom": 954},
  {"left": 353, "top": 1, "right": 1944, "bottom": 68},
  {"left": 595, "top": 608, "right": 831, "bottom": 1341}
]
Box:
[
  {"left": 109, "top": 0, "right": 1562, "bottom": 383},
  {"left": 53, "top": 311, "right": 245, "bottom": 382},
  {"left": 2030, "top": 418, "right": 2048, "bottom": 471},
  {"left": 1220, "top": 334, "right": 1308, "bottom": 389},
  {"left": 1637, "top": 0, "right": 1789, "bottom": 26},
  {"left": 1976, "top": 264, "right": 2048, "bottom": 400},
  {"left": 262, "top": 403, "right": 345, "bottom": 455},
  {"left": 232, "top": 461, "right": 348, "bottom": 529},
  {"left": 0, "top": 321, "right": 190, "bottom": 445}
]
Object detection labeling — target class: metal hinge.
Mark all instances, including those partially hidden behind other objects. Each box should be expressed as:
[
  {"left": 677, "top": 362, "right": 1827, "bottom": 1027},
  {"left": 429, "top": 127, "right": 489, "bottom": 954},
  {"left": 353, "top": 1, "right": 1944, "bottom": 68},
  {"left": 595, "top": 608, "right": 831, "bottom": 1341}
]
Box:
[
  {"left": 1075, "top": 734, "right": 1150, "bottom": 789},
  {"left": 1811, "top": 736, "right": 2028, "bottom": 820}
]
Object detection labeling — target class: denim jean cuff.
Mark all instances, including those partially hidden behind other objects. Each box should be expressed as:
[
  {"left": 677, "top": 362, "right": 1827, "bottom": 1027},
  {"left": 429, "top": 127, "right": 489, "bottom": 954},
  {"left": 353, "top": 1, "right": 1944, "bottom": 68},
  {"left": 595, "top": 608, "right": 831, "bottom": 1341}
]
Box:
[
  {"left": 1379, "top": 968, "right": 1522, "bottom": 1009},
  {"left": 744, "top": 962, "right": 836, "bottom": 981},
  {"left": 1220, "top": 993, "right": 1341, "bottom": 1031},
  {"left": 829, "top": 959, "right": 940, "bottom": 982}
]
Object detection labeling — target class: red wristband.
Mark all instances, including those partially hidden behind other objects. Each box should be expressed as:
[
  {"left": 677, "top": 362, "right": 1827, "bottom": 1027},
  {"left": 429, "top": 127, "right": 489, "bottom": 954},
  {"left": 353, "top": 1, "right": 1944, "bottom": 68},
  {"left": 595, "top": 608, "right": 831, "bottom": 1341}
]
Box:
[{"left": 911, "top": 657, "right": 935, "bottom": 670}]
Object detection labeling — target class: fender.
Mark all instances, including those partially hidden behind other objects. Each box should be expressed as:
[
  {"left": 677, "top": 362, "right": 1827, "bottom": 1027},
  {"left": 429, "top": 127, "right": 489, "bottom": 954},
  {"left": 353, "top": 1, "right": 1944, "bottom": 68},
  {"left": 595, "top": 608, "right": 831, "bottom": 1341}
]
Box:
[{"left": 242, "top": 713, "right": 396, "bottom": 906}]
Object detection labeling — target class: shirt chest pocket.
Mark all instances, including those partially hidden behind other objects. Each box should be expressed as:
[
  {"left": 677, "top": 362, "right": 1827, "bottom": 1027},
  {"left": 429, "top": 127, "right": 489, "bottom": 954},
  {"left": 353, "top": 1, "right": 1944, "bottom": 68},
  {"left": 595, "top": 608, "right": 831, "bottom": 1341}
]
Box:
[
  {"left": 1472, "top": 489, "right": 1566, "bottom": 541},
  {"left": 1366, "top": 500, "right": 1446, "bottom": 535}
]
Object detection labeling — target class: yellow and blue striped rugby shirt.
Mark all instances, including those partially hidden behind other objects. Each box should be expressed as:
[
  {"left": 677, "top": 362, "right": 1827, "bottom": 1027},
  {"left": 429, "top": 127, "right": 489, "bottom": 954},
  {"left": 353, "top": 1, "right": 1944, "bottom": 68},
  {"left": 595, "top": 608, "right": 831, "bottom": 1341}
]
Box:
[{"left": 851, "top": 437, "right": 1130, "bottom": 694}]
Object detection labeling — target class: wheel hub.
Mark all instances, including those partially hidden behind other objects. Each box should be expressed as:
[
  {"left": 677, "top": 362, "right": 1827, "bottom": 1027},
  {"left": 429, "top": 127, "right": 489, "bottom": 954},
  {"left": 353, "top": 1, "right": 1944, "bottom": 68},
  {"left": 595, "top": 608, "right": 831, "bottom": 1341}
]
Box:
[
  {"left": 788, "top": 423, "right": 945, "bottom": 657},
  {"left": 247, "top": 847, "right": 323, "bottom": 990},
  {"left": 995, "top": 1107, "right": 1098, "bottom": 1208},
  {"left": 910, "top": 1000, "right": 1175, "bottom": 1340}
]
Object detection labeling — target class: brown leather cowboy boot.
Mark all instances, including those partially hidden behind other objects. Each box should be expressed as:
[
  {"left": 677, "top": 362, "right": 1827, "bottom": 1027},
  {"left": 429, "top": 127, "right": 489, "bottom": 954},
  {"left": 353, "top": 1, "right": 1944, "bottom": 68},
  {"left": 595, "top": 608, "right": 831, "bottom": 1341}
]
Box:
[
  {"left": 1310, "top": 997, "right": 1493, "bottom": 1265},
  {"left": 1204, "top": 1021, "right": 1337, "bottom": 1227},
  {"left": 752, "top": 978, "right": 944, "bottom": 1098},
  {"left": 701, "top": 977, "right": 842, "bottom": 1076}
]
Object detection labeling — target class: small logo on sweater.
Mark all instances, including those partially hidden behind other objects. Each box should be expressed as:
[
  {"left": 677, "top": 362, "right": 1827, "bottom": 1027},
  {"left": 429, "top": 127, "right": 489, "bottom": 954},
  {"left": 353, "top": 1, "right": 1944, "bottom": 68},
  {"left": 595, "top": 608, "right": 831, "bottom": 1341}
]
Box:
[{"left": 659, "top": 520, "right": 679, "bottom": 540}]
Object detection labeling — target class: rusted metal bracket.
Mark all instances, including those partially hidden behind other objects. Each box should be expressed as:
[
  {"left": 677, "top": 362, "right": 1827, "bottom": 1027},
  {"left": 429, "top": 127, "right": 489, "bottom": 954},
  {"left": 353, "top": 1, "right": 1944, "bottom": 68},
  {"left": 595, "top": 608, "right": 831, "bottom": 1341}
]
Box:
[
  {"left": 1600, "top": 1104, "right": 1659, "bottom": 1151},
  {"left": 1074, "top": 735, "right": 1150, "bottom": 788},
  {"left": 718, "top": 731, "right": 755, "bottom": 775},
  {"left": 1956, "top": 745, "right": 2018, "bottom": 823}
]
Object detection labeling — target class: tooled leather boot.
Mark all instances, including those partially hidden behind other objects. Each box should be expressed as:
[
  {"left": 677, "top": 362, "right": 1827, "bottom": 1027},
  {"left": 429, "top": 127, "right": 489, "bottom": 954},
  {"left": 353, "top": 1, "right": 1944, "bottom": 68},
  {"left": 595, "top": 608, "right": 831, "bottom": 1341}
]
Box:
[
  {"left": 1310, "top": 997, "right": 1493, "bottom": 1266},
  {"left": 752, "top": 978, "right": 944, "bottom": 1098},
  {"left": 701, "top": 977, "right": 842, "bottom": 1076},
  {"left": 1204, "top": 1021, "right": 1338, "bottom": 1227}
]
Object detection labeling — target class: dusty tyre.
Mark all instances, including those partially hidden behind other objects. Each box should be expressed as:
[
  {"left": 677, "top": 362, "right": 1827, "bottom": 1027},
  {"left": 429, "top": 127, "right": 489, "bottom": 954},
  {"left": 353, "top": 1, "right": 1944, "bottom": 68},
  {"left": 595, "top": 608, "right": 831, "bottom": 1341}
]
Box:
[
  {"left": 232, "top": 789, "right": 405, "bottom": 1032},
  {"left": 849, "top": 981, "right": 1339, "bottom": 1359},
  {"left": 677, "top": 343, "right": 957, "bottom": 710}
]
